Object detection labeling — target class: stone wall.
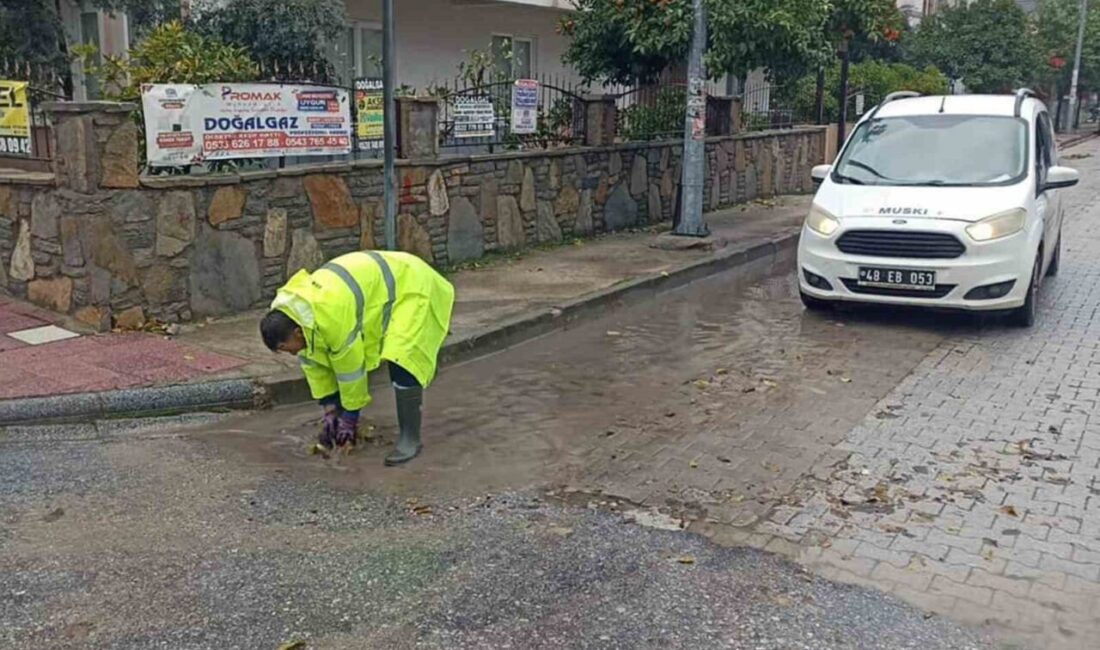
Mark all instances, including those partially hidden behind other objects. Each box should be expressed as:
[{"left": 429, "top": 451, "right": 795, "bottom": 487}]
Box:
[{"left": 0, "top": 100, "right": 825, "bottom": 329}]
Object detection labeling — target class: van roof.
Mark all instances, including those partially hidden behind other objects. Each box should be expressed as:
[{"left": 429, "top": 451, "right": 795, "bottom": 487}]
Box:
[{"left": 867, "top": 94, "right": 1043, "bottom": 120}]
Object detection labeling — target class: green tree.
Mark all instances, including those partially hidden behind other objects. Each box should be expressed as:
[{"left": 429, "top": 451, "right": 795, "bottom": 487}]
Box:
[
  {"left": 0, "top": 0, "right": 179, "bottom": 75},
  {"left": 1034, "top": 0, "right": 1100, "bottom": 92},
  {"left": 560, "top": 0, "right": 832, "bottom": 85},
  {"left": 193, "top": 0, "right": 346, "bottom": 81},
  {"left": 0, "top": 0, "right": 67, "bottom": 73},
  {"left": 908, "top": 0, "right": 1039, "bottom": 93},
  {"left": 784, "top": 60, "right": 949, "bottom": 123},
  {"left": 84, "top": 21, "right": 257, "bottom": 102}
]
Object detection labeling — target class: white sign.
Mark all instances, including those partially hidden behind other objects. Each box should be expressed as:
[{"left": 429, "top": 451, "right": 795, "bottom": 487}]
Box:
[
  {"left": 141, "top": 83, "right": 352, "bottom": 166},
  {"left": 510, "top": 79, "right": 539, "bottom": 135},
  {"left": 452, "top": 95, "right": 495, "bottom": 138},
  {"left": 855, "top": 93, "right": 865, "bottom": 115}
]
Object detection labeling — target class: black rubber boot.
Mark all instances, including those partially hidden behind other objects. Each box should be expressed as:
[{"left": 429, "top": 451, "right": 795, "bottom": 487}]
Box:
[{"left": 385, "top": 384, "right": 423, "bottom": 466}]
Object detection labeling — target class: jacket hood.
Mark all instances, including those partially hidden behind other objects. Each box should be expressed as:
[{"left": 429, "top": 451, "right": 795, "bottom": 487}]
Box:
[{"left": 271, "top": 269, "right": 319, "bottom": 330}]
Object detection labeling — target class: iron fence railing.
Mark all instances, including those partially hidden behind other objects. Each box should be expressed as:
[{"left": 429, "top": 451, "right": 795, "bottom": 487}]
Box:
[
  {"left": 613, "top": 84, "right": 685, "bottom": 142},
  {"left": 434, "top": 74, "right": 588, "bottom": 155},
  {"left": 740, "top": 82, "right": 805, "bottom": 132}
]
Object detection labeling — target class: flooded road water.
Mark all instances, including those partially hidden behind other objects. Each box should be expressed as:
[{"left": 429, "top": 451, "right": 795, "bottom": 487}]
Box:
[{"left": 200, "top": 252, "right": 971, "bottom": 534}]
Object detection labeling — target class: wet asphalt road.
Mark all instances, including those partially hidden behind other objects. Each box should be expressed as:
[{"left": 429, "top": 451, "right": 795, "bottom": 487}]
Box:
[
  {"left": 0, "top": 244, "right": 1014, "bottom": 647},
  {"left": 2, "top": 417, "right": 992, "bottom": 650}
]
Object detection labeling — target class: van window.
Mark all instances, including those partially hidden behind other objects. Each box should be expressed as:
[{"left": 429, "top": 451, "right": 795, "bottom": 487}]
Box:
[
  {"left": 832, "top": 115, "right": 1028, "bottom": 187},
  {"left": 1034, "top": 117, "right": 1051, "bottom": 186},
  {"left": 1036, "top": 112, "right": 1055, "bottom": 187}
]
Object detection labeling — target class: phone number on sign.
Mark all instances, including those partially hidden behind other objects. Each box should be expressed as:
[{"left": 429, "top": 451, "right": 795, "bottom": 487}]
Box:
[{"left": 203, "top": 132, "right": 350, "bottom": 152}]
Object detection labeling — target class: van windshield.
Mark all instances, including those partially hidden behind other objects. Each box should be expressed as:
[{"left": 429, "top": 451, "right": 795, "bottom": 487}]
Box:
[{"left": 832, "top": 115, "right": 1028, "bottom": 187}]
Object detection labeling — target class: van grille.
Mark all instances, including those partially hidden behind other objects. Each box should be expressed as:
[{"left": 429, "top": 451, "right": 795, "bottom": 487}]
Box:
[{"left": 836, "top": 230, "right": 966, "bottom": 259}]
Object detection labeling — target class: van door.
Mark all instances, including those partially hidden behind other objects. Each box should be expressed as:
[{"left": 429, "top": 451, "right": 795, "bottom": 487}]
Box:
[
  {"left": 1034, "top": 113, "right": 1054, "bottom": 270},
  {"left": 1040, "top": 113, "right": 1063, "bottom": 245}
]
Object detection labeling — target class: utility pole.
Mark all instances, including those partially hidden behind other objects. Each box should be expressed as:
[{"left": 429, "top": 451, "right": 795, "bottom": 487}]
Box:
[
  {"left": 1068, "top": 0, "right": 1088, "bottom": 132},
  {"left": 674, "top": 0, "right": 709, "bottom": 237},
  {"left": 382, "top": 0, "right": 397, "bottom": 249}
]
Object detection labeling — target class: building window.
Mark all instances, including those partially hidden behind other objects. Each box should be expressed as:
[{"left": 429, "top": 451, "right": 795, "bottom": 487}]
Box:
[
  {"left": 491, "top": 35, "right": 534, "bottom": 79},
  {"left": 330, "top": 23, "right": 383, "bottom": 85}
]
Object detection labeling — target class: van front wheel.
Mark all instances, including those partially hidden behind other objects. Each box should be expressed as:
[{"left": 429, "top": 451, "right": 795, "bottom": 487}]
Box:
[{"left": 1010, "top": 253, "right": 1042, "bottom": 328}]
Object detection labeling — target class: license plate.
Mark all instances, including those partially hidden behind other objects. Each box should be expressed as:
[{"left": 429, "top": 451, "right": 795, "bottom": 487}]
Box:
[{"left": 858, "top": 267, "right": 937, "bottom": 290}]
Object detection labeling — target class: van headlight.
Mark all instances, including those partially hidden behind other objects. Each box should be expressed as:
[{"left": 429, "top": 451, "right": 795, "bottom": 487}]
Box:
[
  {"left": 966, "top": 209, "right": 1026, "bottom": 242},
  {"left": 805, "top": 205, "right": 839, "bottom": 236}
]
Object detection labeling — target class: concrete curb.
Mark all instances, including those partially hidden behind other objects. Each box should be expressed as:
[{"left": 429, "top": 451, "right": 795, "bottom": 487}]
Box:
[
  {"left": 0, "top": 226, "right": 801, "bottom": 425},
  {"left": 1060, "top": 131, "right": 1100, "bottom": 150},
  {"left": 0, "top": 379, "right": 257, "bottom": 426}
]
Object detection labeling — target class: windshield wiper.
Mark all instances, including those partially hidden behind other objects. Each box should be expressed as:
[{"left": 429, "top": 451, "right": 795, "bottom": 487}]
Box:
[
  {"left": 845, "top": 159, "right": 891, "bottom": 180},
  {"left": 833, "top": 172, "right": 865, "bottom": 185}
]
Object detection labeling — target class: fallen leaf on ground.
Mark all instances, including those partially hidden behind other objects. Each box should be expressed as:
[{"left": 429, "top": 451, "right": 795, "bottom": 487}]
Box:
[
  {"left": 761, "top": 379, "right": 778, "bottom": 388},
  {"left": 43, "top": 507, "right": 65, "bottom": 523},
  {"left": 770, "top": 594, "right": 793, "bottom": 607},
  {"left": 982, "top": 548, "right": 995, "bottom": 561},
  {"left": 693, "top": 379, "right": 710, "bottom": 389},
  {"left": 676, "top": 555, "right": 696, "bottom": 565},
  {"left": 606, "top": 330, "right": 622, "bottom": 337},
  {"left": 689, "top": 460, "right": 699, "bottom": 468},
  {"left": 762, "top": 461, "right": 781, "bottom": 472},
  {"left": 1001, "top": 505, "right": 1020, "bottom": 517},
  {"left": 717, "top": 456, "right": 732, "bottom": 464},
  {"left": 716, "top": 368, "right": 729, "bottom": 375},
  {"left": 411, "top": 505, "right": 433, "bottom": 516},
  {"left": 840, "top": 377, "right": 852, "bottom": 384},
  {"left": 307, "top": 444, "right": 329, "bottom": 458},
  {"left": 278, "top": 642, "right": 307, "bottom": 650}
]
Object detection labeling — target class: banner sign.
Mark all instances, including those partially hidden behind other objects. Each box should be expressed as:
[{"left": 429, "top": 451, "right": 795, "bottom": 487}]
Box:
[
  {"left": 354, "top": 77, "right": 384, "bottom": 151},
  {"left": 0, "top": 80, "right": 31, "bottom": 156},
  {"left": 510, "top": 79, "right": 538, "bottom": 135},
  {"left": 141, "top": 83, "right": 352, "bottom": 166},
  {"left": 452, "top": 95, "right": 495, "bottom": 138}
]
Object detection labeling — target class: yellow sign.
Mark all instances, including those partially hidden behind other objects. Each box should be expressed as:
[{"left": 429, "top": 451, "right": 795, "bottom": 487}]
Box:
[
  {"left": 354, "top": 78, "right": 384, "bottom": 151},
  {"left": 0, "top": 80, "right": 31, "bottom": 156}
]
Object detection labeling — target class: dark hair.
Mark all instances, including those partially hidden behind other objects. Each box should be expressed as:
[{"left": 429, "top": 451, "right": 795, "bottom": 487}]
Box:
[{"left": 260, "top": 310, "right": 299, "bottom": 351}]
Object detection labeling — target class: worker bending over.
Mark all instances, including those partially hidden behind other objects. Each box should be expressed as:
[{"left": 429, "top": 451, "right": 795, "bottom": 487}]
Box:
[{"left": 260, "top": 250, "right": 454, "bottom": 465}]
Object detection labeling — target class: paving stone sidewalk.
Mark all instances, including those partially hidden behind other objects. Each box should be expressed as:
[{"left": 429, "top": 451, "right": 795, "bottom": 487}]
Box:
[{"left": 748, "top": 137, "right": 1100, "bottom": 649}]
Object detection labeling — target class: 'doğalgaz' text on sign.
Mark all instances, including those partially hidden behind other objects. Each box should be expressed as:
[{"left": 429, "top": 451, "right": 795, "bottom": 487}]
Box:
[
  {"left": 141, "top": 83, "right": 352, "bottom": 166},
  {"left": 355, "top": 78, "right": 384, "bottom": 151}
]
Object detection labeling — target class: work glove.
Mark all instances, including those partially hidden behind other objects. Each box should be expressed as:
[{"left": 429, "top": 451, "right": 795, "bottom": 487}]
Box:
[
  {"left": 319, "top": 410, "right": 340, "bottom": 450},
  {"left": 335, "top": 413, "right": 359, "bottom": 447}
]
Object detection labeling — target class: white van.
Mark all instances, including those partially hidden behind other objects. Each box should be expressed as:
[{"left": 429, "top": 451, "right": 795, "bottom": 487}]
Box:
[{"left": 797, "top": 90, "right": 1080, "bottom": 326}]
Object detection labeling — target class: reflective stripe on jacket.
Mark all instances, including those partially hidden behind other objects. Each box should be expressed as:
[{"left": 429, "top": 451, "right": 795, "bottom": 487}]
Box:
[{"left": 271, "top": 250, "right": 455, "bottom": 410}]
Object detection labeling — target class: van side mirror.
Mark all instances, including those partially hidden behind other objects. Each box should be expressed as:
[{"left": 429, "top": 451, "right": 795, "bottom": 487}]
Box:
[
  {"left": 811, "top": 164, "right": 831, "bottom": 183},
  {"left": 1044, "top": 166, "right": 1080, "bottom": 191}
]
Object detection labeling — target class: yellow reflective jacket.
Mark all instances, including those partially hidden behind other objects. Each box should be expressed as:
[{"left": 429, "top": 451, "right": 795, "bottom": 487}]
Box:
[{"left": 271, "top": 250, "right": 455, "bottom": 411}]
